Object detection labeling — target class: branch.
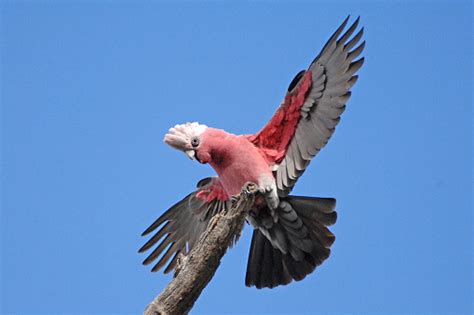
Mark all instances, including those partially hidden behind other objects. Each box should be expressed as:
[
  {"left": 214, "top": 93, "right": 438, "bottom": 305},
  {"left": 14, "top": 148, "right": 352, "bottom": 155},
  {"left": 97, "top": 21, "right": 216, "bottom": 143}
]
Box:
[{"left": 144, "top": 182, "right": 258, "bottom": 315}]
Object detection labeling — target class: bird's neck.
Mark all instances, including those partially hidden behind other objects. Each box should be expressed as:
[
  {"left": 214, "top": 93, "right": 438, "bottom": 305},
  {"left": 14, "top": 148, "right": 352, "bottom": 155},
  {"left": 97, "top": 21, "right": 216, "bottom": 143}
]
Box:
[
  {"left": 197, "top": 127, "right": 274, "bottom": 196},
  {"left": 197, "top": 128, "right": 237, "bottom": 169}
]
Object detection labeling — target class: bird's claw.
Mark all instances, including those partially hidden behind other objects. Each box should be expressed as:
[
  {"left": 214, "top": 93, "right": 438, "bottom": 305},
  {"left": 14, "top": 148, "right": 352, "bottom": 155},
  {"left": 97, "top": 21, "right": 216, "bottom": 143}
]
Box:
[{"left": 242, "top": 182, "right": 258, "bottom": 196}]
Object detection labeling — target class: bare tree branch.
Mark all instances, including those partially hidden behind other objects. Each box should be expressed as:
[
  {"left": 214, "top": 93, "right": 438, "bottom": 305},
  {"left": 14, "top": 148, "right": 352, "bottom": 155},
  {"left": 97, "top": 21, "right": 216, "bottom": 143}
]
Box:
[{"left": 144, "top": 182, "right": 258, "bottom": 315}]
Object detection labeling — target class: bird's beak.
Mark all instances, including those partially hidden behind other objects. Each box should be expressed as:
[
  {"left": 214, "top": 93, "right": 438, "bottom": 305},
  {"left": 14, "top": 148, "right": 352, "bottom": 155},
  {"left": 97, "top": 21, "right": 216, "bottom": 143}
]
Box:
[{"left": 185, "top": 150, "right": 195, "bottom": 160}]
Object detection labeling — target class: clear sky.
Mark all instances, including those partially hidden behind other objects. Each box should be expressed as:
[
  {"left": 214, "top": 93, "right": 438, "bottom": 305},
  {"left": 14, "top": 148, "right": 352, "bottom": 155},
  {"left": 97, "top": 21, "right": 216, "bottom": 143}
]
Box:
[{"left": 1, "top": 1, "right": 472, "bottom": 314}]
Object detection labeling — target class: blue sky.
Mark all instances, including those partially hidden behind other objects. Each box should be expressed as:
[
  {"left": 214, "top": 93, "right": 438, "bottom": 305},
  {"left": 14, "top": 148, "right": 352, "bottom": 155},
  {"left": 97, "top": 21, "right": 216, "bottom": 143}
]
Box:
[{"left": 1, "top": 1, "right": 472, "bottom": 314}]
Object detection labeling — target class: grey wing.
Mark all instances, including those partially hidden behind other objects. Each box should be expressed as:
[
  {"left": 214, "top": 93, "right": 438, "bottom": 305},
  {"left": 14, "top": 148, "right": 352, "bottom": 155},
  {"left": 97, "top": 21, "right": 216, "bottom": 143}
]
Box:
[
  {"left": 276, "top": 16, "right": 365, "bottom": 197},
  {"left": 139, "top": 177, "right": 230, "bottom": 273}
]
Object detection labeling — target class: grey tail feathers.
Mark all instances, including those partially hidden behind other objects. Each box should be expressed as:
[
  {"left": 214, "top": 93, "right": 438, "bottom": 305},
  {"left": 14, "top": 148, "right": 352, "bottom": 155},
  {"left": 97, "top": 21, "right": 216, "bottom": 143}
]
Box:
[{"left": 245, "top": 195, "right": 337, "bottom": 289}]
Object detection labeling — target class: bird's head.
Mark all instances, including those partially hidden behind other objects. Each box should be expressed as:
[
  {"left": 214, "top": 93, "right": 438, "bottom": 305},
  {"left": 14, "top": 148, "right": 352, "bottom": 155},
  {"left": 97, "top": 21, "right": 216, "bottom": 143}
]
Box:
[{"left": 163, "top": 122, "right": 208, "bottom": 161}]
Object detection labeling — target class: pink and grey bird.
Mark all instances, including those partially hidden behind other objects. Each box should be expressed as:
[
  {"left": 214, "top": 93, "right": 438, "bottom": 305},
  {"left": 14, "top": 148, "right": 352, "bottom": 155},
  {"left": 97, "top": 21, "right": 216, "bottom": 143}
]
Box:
[{"left": 139, "top": 17, "right": 365, "bottom": 289}]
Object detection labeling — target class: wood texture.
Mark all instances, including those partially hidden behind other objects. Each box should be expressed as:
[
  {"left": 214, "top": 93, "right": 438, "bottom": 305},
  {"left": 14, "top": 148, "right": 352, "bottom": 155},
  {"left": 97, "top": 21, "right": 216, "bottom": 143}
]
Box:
[{"left": 144, "top": 182, "right": 258, "bottom": 315}]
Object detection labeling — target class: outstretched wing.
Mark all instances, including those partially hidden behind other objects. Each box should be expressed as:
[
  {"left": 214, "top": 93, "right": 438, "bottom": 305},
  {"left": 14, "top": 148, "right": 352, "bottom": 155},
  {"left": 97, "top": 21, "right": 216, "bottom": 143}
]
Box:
[
  {"left": 139, "top": 177, "right": 230, "bottom": 273},
  {"left": 248, "top": 16, "right": 365, "bottom": 196}
]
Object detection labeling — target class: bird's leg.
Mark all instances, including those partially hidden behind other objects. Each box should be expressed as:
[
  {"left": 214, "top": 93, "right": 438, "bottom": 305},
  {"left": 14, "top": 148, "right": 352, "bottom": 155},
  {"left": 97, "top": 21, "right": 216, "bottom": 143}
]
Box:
[{"left": 258, "top": 176, "right": 279, "bottom": 222}]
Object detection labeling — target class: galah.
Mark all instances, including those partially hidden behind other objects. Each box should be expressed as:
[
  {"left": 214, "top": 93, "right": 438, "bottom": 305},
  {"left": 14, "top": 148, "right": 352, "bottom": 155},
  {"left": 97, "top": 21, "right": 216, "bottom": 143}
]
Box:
[{"left": 139, "top": 16, "right": 365, "bottom": 289}]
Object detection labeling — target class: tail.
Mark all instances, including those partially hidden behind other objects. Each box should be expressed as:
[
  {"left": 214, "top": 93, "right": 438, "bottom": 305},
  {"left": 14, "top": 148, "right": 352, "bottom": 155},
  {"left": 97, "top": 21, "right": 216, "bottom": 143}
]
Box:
[{"left": 245, "top": 196, "right": 337, "bottom": 289}]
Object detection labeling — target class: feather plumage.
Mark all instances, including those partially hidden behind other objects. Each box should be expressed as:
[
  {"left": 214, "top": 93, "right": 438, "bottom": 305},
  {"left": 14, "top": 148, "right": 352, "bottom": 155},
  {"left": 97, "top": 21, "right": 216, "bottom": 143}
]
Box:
[
  {"left": 247, "top": 17, "right": 365, "bottom": 196},
  {"left": 139, "top": 177, "right": 229, "bottom": 273}
]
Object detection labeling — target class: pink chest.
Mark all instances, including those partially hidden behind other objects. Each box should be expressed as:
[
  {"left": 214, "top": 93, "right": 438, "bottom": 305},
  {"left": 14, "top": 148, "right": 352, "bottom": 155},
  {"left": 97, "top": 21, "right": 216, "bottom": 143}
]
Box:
[{"left": 207, "top": 135, "right": 273, "bottom": 196}]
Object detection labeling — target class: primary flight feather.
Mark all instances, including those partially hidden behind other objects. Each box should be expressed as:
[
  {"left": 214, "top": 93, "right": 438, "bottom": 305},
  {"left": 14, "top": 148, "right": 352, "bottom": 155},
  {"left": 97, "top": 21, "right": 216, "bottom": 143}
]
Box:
[{"left": 139, "top": 16, "right": 365, "bottom": 289}]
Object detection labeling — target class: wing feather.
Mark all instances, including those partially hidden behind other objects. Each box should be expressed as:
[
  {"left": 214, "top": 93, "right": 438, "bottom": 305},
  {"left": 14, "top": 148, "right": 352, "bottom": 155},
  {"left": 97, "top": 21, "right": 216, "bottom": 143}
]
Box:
[
  {"left": 249, "top": 17, "right": 364, "bottom": 193},
  {"left": 277, "top": 17, "right": 365, "bottom": 196},
  {"left": 139, "top": 177, "right": 229, "bottom": 273}
]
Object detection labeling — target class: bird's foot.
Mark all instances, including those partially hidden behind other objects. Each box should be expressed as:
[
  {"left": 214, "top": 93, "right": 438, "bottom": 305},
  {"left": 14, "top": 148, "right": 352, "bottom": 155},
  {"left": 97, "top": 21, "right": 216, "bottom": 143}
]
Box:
[{"left": 258, "top": 180, "right": 280, "bottom": 222}]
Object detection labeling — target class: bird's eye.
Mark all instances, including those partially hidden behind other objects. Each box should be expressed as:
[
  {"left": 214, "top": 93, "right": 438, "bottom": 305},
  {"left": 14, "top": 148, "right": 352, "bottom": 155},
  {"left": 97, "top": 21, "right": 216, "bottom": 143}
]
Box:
[{"left": 191, "top": 137, "right": 200, "bottom": 147}]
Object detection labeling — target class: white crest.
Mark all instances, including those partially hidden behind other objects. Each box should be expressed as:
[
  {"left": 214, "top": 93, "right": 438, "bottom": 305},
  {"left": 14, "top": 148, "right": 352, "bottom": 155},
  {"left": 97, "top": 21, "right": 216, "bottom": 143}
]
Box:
[
  {"left": 169, "top": 122, "right": 207, "bottom": 139},
  {"left": 169, "top": 122, "right": 207, "bottom": 138},
  {"left": 163, "top": 122, "right": 208, "bottom": 154}
]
